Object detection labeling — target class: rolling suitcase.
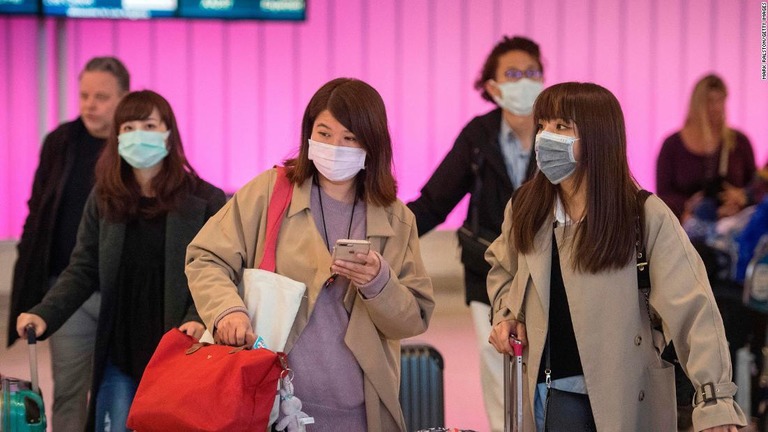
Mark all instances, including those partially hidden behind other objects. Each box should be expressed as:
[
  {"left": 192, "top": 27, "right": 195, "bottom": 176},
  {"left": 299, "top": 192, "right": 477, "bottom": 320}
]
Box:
[
  {"left": 504, "top": 337, "right": 524, "bottom": 432},
  {"left": 400, "top": 343, "right": 444, "bottom": 431},
  {"left": 1, "top": 325, "right": 46, "bottom": 431}
]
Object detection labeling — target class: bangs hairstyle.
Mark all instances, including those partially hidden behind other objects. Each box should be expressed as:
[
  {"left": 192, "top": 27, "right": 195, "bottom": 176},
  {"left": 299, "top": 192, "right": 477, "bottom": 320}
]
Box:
[
  {"left": 285, "top": 78, "right": 397, "bottom": 206},
  {"left": 511, "top": 82, "right": 639, "bottom": 273},
  {"left": 95, "top": 90, "right": 199, "bottom": 222},
  {"left": 474, "top": 35, "right": 543, "bottom": 103}
]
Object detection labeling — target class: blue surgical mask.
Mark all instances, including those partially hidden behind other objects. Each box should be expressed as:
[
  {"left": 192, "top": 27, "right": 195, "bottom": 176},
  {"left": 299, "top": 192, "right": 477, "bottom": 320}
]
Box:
[
  {"left": 118, "top": 130, "right": 170, "bottom": 169},
  {"left": 535, "top": 130, "right": 579, "bottom": 184}
]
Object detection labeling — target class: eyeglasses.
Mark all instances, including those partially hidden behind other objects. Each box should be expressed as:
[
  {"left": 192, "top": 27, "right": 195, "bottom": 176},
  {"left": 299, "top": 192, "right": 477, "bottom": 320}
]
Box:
[{"left": 503, "top": 69, "right": 543, "bottom": 80}]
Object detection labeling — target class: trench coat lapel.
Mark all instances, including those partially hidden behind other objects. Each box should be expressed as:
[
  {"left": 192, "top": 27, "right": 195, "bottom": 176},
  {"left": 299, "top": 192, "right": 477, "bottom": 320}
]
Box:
[
  {"left": 346, "top": 203, "right": 399, "bottom": 424},
  {"left": 280, "top": 179, "right": 324, "bottom": 354},
  {"left": 527, "top": 218, "right": 554, "bottom": 322},
  {"left": 343, "top": 203, "right": 400, "bottom": 423}
]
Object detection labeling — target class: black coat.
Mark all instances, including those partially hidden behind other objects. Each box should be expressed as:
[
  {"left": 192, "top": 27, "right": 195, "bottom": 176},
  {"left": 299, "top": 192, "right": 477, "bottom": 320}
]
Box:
[
  {"left": 8, "top": 118, "right": 96, "bottom": 346},
  {"left": 407, "top": 108, "right": 536, "bottom": 305},
  {"left": 28, "top": 180, "right": 226, "bottom": 431}
]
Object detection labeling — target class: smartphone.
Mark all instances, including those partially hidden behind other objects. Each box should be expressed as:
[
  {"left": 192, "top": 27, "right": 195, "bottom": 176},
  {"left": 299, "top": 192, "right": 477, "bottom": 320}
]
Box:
[{"left": 332, "top": 239, "right": 371, "bottom": 263}]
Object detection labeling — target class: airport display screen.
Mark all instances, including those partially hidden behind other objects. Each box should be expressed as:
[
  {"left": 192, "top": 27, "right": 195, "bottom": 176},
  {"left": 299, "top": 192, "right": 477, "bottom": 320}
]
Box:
[
  {"left": 3, "top": 0, "right": 305, "bottom": 20},
  {"left": 0, "top": 0, "right": 40, "bottom": 15},
  {"left": 42, "top": 0, "right": 178, "bottom": 19},
  {"left": 177, "top": 0, "right": 305, "bottom": 20}
]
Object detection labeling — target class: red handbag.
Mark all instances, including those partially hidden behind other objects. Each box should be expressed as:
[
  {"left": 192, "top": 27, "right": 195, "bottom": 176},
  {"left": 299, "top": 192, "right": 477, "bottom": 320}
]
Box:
[{"left": 126, "top": 328, "right": 286, "bottom": 431}]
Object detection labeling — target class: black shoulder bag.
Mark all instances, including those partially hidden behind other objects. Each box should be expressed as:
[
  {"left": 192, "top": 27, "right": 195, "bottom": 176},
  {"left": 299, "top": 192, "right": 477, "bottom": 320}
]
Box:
[{"left": 457, "top": 145, "right": 494, "bottom": 275}]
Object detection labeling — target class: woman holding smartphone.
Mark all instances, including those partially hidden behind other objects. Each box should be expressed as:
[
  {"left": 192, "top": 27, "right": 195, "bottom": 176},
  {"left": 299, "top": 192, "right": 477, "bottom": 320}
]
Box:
[{"left": 186, "top": 78, "right": 435, "bottom": 431}]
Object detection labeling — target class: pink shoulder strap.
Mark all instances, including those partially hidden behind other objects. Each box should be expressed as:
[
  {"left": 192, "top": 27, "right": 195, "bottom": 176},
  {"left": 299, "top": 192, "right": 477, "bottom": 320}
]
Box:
[{"left": 257, "top": 166, "right": 293, "bottom": 272}]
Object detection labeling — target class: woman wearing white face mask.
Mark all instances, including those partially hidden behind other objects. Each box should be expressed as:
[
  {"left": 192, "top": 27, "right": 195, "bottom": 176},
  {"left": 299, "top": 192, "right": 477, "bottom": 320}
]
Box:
[
  {"left": 17, "top": 90, "right": 226, "bottom": 432},
  {"left": 487, "top": 82, "right": 746, "bottom": 432},
  {"left": 186, "top": 78, "right": 434, "bottom": 431},
  {"left": 408, "top": 35, "right": 544, "bottom": 431}
]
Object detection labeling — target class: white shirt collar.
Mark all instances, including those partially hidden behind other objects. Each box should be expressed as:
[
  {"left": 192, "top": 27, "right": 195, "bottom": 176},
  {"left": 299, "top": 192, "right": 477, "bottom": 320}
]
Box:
[{"left": 554, "top": 195, "right": 572, "bottom": 226}]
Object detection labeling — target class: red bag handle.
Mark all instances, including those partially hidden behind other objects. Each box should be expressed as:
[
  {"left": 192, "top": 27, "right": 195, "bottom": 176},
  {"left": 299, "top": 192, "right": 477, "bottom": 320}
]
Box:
[{"left": 257, "top": 166, "right": 293, "bottom": 272}]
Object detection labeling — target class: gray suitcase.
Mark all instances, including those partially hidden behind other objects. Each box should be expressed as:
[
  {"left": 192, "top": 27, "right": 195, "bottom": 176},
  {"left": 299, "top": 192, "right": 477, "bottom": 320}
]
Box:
[{"left": 400, "top": 344, "right": 444, "bottom": 431}]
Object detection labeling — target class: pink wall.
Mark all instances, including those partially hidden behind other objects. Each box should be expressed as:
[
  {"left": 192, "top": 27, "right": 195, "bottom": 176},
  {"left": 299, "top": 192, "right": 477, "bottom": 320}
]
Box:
[{"left": 1, "top": 0, "right": 767, "bottom": 240}]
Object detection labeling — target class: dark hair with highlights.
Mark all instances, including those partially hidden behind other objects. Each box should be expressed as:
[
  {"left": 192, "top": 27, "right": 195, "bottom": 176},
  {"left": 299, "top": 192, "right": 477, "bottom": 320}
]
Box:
[
  {"left": 94, "top": 90, "right": 199, "bottom": 221},
  {"left": 284, "top": 78, "right": 397, "bottom": 207},
  {"left": 474, "top": 36, "right": 543, "bottom": 103},
  {"left": 511, "top": 82, "right": 639, "bottom": 273}
]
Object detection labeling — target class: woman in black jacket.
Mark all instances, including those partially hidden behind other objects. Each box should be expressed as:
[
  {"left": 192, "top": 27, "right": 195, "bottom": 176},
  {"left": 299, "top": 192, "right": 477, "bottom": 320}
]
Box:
[
  {"left": 407, "top": 35, "right": 544, "bottom": 431},
  {"left": 17, "top": 90, "right": 226, "bottom": 432}
]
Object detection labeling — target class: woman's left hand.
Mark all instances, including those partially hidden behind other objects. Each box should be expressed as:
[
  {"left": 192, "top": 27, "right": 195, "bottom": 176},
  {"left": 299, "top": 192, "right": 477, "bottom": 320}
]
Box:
[
  {"left": 331, "top": 250, "right": 381, "bottom": 286},
  {"left": 701, "top": 425, "right": 739, "bottom": 432},
  {"left": 179, "top": 321, "right": 206, "bottom": 340}
]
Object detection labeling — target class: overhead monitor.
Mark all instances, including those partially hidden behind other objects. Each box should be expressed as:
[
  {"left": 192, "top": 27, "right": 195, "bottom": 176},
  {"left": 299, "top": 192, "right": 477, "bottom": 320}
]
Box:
[
  {"left": 177, "top": 0, "right": 305, "bottom": 20},
  {"left": 42, "top": 0, "right": 177, "bottom": 19},
  {"left": 0, "top": 0, "right": 40, "bottom": 15}
]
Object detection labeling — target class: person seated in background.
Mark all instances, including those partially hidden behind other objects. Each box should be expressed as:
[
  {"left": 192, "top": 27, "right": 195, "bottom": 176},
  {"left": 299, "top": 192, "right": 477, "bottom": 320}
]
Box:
[
  {"left": 656, "top": 74, "right": 756, "bottom": 231},
  {"left": 721, "top": 161, "right": 768, "bottom": 212},
  {"left": 16, "top": 90, "right": 226, "bottom": 432},
  {"left": 7, "top": 56, "right": 129, "bottom": 432},
  {"left": 487, "top": 82, "right": 746, "bottom": 432},
  {"left": 185, "top": 78, "right": 434, "bottom": 431},
  {"left": 735, "top": 161, "right": 768, "bottom": 282},
  {"left": 407, "top": 35, "right": 543, "bottom": 432}
]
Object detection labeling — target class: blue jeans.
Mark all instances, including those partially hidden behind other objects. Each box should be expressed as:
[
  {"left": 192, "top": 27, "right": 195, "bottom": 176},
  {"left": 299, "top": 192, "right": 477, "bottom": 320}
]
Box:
[
  {"left": 95, "top": 360, "right": 137, "bottom": 432},
  {"left": 534, "top": 375, "right": 588, "bottom": 432}
]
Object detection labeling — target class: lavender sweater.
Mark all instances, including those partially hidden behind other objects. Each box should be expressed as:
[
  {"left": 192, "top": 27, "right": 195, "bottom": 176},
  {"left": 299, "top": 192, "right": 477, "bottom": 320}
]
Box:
[{"left": 284, "top": 183, "right": 390, "bottom": 431}]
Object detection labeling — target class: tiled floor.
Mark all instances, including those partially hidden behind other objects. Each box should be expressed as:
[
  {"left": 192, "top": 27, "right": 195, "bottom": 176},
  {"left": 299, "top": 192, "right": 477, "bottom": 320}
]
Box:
[{"left": 0, "top": 231, "right": 491, "bottom": 431}]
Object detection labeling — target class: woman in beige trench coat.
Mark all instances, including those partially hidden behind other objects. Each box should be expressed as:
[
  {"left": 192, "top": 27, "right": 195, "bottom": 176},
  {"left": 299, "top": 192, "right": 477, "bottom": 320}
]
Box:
[
  {"left": 487, "top": 82, "right": 746, "bottom": 432},
  {"left": 186, "top": 78, "right": 434, "bottom": 431}
]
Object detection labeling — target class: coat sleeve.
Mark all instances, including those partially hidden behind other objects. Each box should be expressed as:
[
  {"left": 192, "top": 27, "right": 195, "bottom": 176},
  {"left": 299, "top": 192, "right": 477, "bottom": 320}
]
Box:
[
  {"left": 182, "top": 184, "right": 228, "bottom": 325},
  {"left": 407, "top": 125, "right": 477, "bottom": 236},
  {"left": 185, "top": 173, "right": 271, "bottom": 331},
  {"left": 644, "top": 196, "right": 747, "bottom": 429},
  {"left": 655, "top": 135, "right": 689, "bottom": 218},
  {"left": 486, "top": 199, "right": 520, "bottom": 326},
  {"left": 19, "top": 132, "right": 61, "bottom": 249},
  {"left": 357, "top": 207, "right": 435, "bottom": 340},
  {"left": 28, "top": 191, "right": 101, "bottom": 338}
]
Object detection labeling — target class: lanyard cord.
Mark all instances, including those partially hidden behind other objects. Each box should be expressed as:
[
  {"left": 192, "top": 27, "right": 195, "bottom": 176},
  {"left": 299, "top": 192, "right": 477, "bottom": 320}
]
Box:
[{"left": 315, "top": 175, "right": 357, "bottom": 251}]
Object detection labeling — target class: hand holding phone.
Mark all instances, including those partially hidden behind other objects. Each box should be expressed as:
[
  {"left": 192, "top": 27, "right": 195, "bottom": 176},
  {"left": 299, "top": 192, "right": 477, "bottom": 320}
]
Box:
[{"left": 332, "top": 239, "right": 371, "bottom": 264}]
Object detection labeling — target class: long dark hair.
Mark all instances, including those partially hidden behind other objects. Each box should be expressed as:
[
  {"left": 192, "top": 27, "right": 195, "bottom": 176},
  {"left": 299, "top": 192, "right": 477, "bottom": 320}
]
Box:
[
  {"left": 512, "top": 82, "right": 639, "bottom": 273},
  {"left": 94, "top": 90, "right": 199, "bottom": 221},
  {"left": 285, "top": 78, "right": 397, "bottom": 207}
]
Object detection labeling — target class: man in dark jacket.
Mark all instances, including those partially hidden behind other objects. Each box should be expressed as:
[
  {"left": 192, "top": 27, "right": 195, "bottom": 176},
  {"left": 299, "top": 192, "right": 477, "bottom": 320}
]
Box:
[
  {"left": 8, "top": 56, "right": 129, "bottom": 432},
  {"left": 407, "top": 36, "right": 544, "bottom": 432}
]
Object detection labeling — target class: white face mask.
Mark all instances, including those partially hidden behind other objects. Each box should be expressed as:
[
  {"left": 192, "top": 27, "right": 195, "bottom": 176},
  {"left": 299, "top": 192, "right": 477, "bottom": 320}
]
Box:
[
  {"left": 308, "top": 139, "right": 366, "bottom": 182},
  {"left": 491, "top": 78, "right": 543, "bottom": 116}
]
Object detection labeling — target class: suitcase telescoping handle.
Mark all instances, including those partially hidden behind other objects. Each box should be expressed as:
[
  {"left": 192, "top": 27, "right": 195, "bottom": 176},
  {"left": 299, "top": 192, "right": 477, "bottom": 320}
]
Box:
[
  {"left": 504, "top": 336, "right": 524, "bottom": 432},
  {"left": 26, "top": 323, "right": 40, "bottom": 394}
]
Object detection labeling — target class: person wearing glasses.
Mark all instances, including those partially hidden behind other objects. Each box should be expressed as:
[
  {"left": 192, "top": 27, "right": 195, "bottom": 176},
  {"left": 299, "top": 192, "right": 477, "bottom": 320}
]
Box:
[{"left": 408, "top": 35, "right": 543, "bottom": 432}]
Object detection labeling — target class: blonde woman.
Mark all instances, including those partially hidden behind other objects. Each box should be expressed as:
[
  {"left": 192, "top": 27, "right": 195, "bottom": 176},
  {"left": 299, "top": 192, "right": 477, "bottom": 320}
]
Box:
[{"left": 656, "top": 74, "right": 756, "bottom": 221}]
